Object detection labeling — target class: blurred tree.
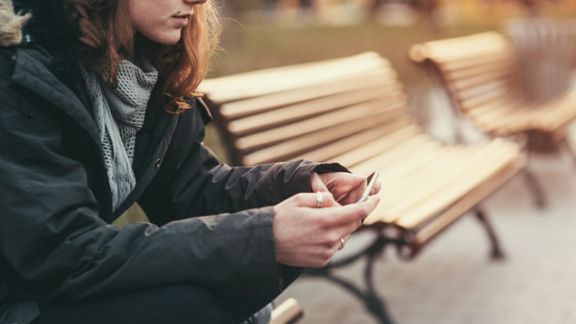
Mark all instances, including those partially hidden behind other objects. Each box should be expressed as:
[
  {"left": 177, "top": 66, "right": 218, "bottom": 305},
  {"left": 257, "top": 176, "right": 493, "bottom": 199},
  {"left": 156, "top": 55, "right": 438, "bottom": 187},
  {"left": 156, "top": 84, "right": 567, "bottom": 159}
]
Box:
[
  {"left": 277, "top": 0, "right": 319, "bottom": 19},
  {"left": 263, "top": 0, "right": 279, "bottom": 15},
  {"left": 220, "top": 0, "right": 263, "bottom": 20},
  {"left": 519, "top": 0, "right": 541, "bottom": 16},
  {"left": 367, "top": 0, "right": 440, "bottom": 33},
  {"left": 412, "top": 0, "right": 440, "bottom": 33}
]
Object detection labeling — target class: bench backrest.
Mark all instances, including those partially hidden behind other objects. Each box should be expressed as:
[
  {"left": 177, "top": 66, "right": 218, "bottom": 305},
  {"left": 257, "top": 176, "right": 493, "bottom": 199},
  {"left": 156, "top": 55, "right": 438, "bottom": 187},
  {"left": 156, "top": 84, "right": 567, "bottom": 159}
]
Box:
[
  {"left": 410, "top": 32, "right": 521, "bottom": 118},
  {"left": 506, "top": 19, "right": 576, "bottom": 101},
  {"left": 199, "top": 52, "right": 419, "bottom": 167}
]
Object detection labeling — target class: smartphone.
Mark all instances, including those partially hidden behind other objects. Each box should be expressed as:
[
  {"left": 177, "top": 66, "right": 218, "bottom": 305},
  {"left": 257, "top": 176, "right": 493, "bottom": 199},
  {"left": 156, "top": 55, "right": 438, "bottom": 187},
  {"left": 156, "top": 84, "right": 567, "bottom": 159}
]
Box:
[{"left": 356, "top": 171, "right": 380, "bottom": 203}]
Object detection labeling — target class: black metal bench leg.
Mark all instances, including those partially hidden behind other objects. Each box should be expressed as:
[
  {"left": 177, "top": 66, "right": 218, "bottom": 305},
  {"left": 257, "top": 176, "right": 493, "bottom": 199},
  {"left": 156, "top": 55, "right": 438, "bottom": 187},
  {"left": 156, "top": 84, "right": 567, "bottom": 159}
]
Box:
[
  {"left": 324, "top": 271, "right": 394, "bottom": 324},
  {"left": 515, "top": 133, "right": 547, "bottom": 209},
  {"left": 304, "top": 236, "right": 396, "bottom": 324},
  {"left": 363, "top": 248, "right": 394, "bottom": 324},
  {"left": 473, "top": 208, "right": 505, "bottom": 260},
  {"left": 522, "top": 169, "right": 547, "bottom": 209}
]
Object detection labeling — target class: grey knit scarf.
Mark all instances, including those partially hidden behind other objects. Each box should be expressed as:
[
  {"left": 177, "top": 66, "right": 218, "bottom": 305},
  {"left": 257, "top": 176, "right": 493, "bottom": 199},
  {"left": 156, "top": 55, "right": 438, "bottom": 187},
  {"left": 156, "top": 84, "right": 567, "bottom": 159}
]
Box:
[{"left": 82, "top": 60, "right": 159, "bottom": 211}]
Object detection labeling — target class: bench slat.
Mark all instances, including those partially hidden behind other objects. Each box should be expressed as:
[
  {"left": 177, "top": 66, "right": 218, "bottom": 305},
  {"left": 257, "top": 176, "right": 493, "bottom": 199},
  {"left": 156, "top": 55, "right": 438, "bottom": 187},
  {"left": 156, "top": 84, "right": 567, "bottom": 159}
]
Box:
[
  {"left": 363, "top": 145, "right": 470, "bottom": 223},
  {"left": 408, "top": 156, "right": 526, "bottom": 246},
  {"left": 292, "top": 121, "right": 419, "bottom": 163},
  {"left": 408, "top": 157, "right": 525, "bottom": 251},
  {"left": 237, "top": 100, "right": 406, "bottom": 153},
  {"left": 219, "top": 71, "right": 398, "bottom": 119},
  {"left": 242, "top": 111, "right": 409, "bottom": 164},
  {"left": 335, "top": 133, "right": 436, "bottom": 170},
  {"left": 394, "top": 142, "right": 521, "bottom": 227},
  {"left": 460, "top": 88, "right": 520, "bottom": 111},
  {"left": 448, "top": 69, "right": 515, "bottom": 92},
  {"left": 444, "top": 58, "right": 515, "bottom": 81},
  {"left": 200, "top": 52, "right": 389, "bottom": 103},
  {"left": 227, "top": 87, "right": 405, "bottom": 136},
  {"left": 361, "top": 140, "right": 522, "bottom": 225}
]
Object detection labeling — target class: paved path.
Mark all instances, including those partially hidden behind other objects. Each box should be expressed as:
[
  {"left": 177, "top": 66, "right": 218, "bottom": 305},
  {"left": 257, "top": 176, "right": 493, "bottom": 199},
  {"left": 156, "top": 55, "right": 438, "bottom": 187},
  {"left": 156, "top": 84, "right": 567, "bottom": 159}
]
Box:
[{"left": 277, "top": 152, "right": 576, "bottom": 324}]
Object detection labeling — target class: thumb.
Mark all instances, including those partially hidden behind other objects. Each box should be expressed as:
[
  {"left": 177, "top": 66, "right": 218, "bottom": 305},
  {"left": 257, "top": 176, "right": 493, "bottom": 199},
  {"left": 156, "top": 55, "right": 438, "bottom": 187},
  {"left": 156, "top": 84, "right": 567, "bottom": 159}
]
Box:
[
  {"left": 310, "top": 172, "right": 329, "bottom": 193},
  {"left": 324, "top": 195, "right": 381, "bottom": 227}
]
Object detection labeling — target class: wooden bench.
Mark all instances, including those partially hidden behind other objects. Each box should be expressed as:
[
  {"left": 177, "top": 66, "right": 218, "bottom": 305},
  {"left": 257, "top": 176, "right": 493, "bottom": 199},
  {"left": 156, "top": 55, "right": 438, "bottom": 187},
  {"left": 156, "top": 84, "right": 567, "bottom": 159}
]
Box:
[
  {"left": 198, "top": 52, "right": 525, "bottom": 323},
  {"left": 270, "top": 298, "right": 303, "bottom": 324},
  {"left": 410, "top": 32, "right": 576, "bottom": 158}
]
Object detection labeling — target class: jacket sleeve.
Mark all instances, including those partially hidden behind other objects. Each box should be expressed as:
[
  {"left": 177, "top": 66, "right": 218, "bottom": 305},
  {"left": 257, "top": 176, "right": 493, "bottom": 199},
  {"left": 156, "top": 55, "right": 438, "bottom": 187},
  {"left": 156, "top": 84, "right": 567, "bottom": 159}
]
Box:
[
  {"left": 0, "top": 86, "right": 286, "bottom": 300},
  {"left": 138, "top": 104, "right": 348, "bottom": 224}
]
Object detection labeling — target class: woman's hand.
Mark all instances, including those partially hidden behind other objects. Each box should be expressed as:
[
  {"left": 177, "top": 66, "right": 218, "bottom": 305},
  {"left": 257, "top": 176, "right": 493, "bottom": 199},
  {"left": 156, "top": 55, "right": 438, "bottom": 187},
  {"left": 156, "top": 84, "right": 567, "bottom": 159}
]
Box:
[
  {"left": 272, "top": 192, "right": 380, "bottom": 268},
  {"left": 310, "top": 172, "right": 381, "bottom": 205}
]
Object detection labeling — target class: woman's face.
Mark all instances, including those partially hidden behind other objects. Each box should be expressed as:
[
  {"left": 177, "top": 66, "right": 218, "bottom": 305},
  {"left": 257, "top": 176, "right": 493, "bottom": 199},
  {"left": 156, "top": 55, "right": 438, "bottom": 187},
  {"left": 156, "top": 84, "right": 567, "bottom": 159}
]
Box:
[{"left": 127, "top": 0, "right": 206, "bottom": 45}]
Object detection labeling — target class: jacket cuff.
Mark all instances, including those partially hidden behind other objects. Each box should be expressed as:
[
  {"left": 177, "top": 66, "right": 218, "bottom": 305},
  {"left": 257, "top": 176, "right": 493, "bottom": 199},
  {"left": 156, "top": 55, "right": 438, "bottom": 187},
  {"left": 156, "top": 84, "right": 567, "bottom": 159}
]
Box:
[
  {"left": 313, "top": 162, "right": 350, "bottom": 175},
  {"left": 282, "top": 161, "right": 350, "bottom": 197}
]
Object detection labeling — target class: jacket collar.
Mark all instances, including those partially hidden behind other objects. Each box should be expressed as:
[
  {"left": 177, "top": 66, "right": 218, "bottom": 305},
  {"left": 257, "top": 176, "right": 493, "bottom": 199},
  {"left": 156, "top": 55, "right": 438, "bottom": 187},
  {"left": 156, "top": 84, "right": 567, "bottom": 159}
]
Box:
[{"left": 9, "top": 47, "right": 181, "bottom": 221}]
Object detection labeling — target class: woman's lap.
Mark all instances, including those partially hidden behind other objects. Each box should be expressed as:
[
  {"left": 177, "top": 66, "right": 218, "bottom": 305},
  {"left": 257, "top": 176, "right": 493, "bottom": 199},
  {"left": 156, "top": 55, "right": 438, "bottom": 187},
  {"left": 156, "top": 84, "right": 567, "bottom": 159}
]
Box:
[
  {"left": 34, "top": 285, "right": 237, "bottom": 324},
  {"left": 33, "top": 267, "right": 302, "bottom": 324}
]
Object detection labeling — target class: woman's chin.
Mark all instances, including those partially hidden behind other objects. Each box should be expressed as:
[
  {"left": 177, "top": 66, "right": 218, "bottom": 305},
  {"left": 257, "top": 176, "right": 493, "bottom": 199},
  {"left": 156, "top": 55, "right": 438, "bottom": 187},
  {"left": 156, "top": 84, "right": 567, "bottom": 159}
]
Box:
[{"left": 146, "top": 30, "right": 182, "bottom": 45}]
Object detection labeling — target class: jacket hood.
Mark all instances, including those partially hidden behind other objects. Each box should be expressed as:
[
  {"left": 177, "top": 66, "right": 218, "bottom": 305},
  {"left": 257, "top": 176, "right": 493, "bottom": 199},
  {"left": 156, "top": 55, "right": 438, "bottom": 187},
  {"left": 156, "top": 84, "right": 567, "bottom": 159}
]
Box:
[
  {"left": 1, "top": 0, "right": 84, "bottom": 89},
  {"left": 0, "top": 0, "right": 30, "bottom": 46},
  {"left": 0, "top": 0, "right": 79, "bottom": 55}
]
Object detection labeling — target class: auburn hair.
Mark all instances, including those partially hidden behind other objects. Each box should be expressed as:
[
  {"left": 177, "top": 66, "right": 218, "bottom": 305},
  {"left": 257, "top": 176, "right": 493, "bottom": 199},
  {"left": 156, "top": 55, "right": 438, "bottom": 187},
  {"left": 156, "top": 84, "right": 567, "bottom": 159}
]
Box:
[{"left": 65, "top": 0, "right": 221, "bottom": 114}]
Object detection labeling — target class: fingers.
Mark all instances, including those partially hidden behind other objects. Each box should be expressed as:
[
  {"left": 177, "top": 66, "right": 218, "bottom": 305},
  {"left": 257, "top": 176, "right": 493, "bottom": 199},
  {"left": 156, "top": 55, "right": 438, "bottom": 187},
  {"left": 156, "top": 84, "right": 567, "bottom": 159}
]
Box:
[
  {"left": 339, "top": 195, "right": 380, "bottom": 225},
  {"left": 274, "top": 193, "right": 379, "bottom": 268},
  {"left": 318, "top": 172, "right": 367, "bottom": 202},
  {"left": 338, "top": 234, "right": 351, "bottom": 250},
  {"left": 338, "top": 182, "right": 364, "bottom": 204},
  {"left": 284, "top": 192, "right": 379, "bottom": 229},
  {"left": 286, "top": 192, "right": 341, "bottom": 209},
  {"left": 310, "top": 172, "right": 329, "bottom": 193},
  {"left": 341, "top": 175, "right": 382, "bottom": 204},
  {"left": 325, "top": 233, "right": 352, "bottom": 257},
  {"left": 314, "top": 195, "right": 380, "bottom": 228}
]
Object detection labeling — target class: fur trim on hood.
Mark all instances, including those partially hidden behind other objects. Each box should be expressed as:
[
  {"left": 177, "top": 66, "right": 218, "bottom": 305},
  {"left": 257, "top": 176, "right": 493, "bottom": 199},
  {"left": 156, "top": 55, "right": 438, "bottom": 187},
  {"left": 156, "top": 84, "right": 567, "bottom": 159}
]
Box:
[
  {"left": 0, "top": 0, "right": 79, "bottom": 56},
  {"left": 0, "top": 0, "right": 30, "bottom": 46},
  {"left": 1, "top": 0, "right": 84, "bottom": 91}
]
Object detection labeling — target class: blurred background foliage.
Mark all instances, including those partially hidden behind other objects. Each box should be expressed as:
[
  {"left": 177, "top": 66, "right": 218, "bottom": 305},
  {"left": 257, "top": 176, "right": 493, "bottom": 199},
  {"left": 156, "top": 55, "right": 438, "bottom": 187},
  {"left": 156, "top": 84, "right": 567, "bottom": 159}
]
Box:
[
  {"left": 202, "top": 0, "right": 576, "bottom": 161},
  {"left": 209, "top": 0, "right": 576, "bottom": 78}
]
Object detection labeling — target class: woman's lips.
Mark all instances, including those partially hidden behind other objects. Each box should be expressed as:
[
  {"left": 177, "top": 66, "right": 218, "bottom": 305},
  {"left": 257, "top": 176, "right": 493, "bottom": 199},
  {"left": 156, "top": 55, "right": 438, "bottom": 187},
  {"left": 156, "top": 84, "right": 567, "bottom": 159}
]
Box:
[{"left": 172, "top": 15, "right": 190, "bottom": 26}]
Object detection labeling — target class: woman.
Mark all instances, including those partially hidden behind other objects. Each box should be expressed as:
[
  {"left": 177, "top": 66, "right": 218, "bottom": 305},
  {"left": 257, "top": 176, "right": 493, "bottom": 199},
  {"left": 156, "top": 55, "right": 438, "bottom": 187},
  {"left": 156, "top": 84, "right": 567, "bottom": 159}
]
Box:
[{"left": 0, "top": 0, "right": 380, "bottom": 323}]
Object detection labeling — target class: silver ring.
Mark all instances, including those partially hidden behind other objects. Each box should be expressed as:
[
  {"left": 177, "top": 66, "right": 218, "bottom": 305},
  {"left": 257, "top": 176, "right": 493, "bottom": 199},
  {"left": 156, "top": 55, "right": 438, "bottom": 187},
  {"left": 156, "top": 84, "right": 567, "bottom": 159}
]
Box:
[
  {"left": 338, "top": 237, "right": 346, "bottom": 250},
  {"left": 316, "top": 191, "right": 323, "bottom": 208}
]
